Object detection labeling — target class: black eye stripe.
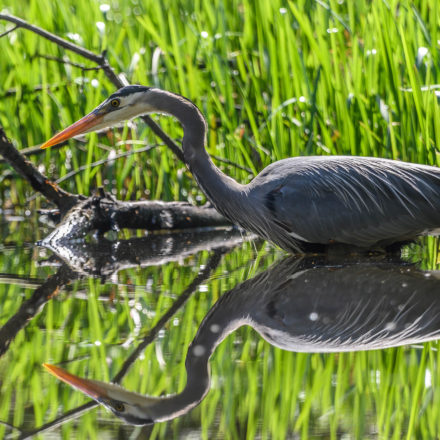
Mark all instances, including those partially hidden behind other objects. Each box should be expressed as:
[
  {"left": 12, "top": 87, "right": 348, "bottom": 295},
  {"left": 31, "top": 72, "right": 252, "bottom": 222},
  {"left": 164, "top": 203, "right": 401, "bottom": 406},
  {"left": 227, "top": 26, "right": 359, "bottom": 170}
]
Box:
[{"left": 109, "top": 85, "right": 150, "bottom": 99}]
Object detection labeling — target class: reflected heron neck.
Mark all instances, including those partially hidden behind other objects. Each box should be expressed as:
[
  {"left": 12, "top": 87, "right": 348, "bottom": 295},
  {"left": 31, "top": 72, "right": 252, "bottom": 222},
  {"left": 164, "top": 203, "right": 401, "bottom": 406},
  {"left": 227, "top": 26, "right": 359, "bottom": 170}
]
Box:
[{"left": 148, "top": 314, "right": 244, "bottom": 422}]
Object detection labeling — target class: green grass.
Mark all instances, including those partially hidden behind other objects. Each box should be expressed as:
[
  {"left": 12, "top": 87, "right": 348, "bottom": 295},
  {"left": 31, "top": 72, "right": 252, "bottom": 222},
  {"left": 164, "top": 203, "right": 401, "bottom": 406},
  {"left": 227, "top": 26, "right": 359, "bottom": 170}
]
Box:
[
  {"left": 1, "top": 0, "right": 440, "bottom": 205},
  {"left": 1, "top": 0, "right": 440, "bottom": 439}
]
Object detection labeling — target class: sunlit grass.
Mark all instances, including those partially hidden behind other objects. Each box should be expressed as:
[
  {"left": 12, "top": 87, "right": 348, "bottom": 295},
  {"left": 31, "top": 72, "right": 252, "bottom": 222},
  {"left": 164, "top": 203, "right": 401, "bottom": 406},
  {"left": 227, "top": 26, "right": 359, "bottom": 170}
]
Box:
[
  {"left": 1, "top": 0, "right": 439, "bottom": 205},
  {"left": 1, "top": 0, "right": 440, "bottom": 439}
]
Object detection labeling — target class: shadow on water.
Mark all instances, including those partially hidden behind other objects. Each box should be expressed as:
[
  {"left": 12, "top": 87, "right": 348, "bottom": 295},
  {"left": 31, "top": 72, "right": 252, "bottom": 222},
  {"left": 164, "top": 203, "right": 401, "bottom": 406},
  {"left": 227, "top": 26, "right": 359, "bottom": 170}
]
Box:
[{"left": 13, "top": 248, "right": 440, "bottom": 434}]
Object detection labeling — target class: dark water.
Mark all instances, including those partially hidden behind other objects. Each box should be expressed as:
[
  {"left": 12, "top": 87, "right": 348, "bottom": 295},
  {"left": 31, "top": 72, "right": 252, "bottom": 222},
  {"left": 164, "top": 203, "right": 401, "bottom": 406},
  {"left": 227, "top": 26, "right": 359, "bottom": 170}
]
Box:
[{"left": 1, "top": 218, "right": 440, "bottom": 438}]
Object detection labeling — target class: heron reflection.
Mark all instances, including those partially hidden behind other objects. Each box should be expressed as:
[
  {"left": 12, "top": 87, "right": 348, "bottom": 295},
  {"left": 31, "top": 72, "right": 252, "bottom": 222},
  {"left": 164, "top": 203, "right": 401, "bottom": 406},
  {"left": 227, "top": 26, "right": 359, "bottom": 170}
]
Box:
[{"left": 45, "top": 257, "right": 440, "bottom": 425}]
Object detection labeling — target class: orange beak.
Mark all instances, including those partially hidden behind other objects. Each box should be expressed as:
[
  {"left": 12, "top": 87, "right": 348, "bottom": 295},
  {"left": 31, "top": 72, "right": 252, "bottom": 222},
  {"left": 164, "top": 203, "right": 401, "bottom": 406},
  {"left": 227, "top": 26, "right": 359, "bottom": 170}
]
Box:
[
  {"left": 40, "top": 112, "right": 104, "bottom": 149},
  {"left": 43, "top": 363, "right": 108, "bottom": 400}
]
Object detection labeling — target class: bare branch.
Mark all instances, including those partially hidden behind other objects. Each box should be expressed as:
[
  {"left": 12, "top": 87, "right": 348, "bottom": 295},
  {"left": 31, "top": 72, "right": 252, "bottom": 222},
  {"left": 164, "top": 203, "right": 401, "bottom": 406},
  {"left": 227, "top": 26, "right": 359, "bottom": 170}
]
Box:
[
  {"left": 0, "top": 127, "right": 79, "bottom": 212},
  {"left": 0, "top": 124, "right": 229, "bottom": 239},
  {"left": 0, "top": 14, "right": 104, "bottom": 63},
  {"left": 0, "top": 265, "right": 75, "bottom": 357},
  {"left": 41, "top": 191, "right": 230, "bottom": 245}
]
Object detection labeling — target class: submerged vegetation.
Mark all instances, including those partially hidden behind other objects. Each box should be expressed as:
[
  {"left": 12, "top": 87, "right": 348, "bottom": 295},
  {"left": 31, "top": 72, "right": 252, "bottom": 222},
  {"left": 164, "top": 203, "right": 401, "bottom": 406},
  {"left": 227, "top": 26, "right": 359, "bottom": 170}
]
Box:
[{"left": 0, "top": 0, "right": 439, "bottom": 438}]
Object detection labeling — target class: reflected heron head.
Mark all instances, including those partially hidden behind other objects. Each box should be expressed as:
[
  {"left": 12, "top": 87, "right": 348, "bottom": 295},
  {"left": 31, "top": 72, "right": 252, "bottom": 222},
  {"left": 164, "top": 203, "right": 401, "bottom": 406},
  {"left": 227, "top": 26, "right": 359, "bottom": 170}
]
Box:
[{"left": 43, "top": 363, "right": 158, "bottom": 425}]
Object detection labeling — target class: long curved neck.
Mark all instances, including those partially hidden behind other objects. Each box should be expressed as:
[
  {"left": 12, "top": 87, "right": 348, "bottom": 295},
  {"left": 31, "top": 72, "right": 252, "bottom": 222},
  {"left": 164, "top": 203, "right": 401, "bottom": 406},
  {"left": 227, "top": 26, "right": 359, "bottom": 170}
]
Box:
[
  {"left": 148, "top": 89, "right": 246, "bottom": 219},
  {"left": 147, "top": 290, "right": 246, "bottom": 422}
]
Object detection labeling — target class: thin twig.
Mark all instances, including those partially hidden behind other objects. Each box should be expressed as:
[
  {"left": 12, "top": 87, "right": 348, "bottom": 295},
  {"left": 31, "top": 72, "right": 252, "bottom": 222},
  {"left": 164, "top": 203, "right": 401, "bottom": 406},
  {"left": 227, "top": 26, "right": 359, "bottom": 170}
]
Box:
[
  {"left": 0, "top": 24, "right": 18, "bottom": 38},
  {"left": 0, "top": 81, "right": 71, "bottom": 99},
  {"left": 15, "top": 402, "right": 97, "bottom": 440},
  {"left": 0, "top": 140, "right": 71, "bottom": 165},
  {"left": 55, "top": 143, "right": 162, "bottom": 183},
  {"left": 0, "top": 420, "right": 23, "bottom": 433},
  {"left": 139, "top": 115, "right": 185, "bottom": 162},
  {"left": 34, "top": 53, "right": 103, "bottom": 71},
  {"left": 212, "top": 154, "right": 253, "bottom": 174}
]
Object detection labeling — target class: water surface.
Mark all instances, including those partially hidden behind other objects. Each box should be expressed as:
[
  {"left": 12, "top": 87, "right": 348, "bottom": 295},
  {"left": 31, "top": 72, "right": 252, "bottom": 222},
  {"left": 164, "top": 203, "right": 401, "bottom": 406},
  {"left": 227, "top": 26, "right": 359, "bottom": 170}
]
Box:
[{"left": 1, "top": 218, "right": 439, "bottom": 439}]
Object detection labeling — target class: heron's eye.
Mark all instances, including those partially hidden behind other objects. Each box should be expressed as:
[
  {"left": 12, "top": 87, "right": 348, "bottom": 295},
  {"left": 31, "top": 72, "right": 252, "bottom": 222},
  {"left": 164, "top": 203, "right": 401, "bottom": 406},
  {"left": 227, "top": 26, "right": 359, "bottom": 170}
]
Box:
[
  {"left": 110, "top": 99, "right": 120, "bottom": 108},
  {"left": 112, "top": 402, "right": 125, "bottom": 412}
]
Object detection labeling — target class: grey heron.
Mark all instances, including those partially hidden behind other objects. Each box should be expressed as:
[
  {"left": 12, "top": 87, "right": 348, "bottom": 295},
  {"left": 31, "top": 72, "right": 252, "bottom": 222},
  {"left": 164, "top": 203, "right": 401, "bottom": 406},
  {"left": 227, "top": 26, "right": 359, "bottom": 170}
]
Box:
[
  {"left": 43, "top": 256, "right": 440, "bottom": 425},
  {"left": 40, "top": 86, "right": 440, "bottom": 251}
]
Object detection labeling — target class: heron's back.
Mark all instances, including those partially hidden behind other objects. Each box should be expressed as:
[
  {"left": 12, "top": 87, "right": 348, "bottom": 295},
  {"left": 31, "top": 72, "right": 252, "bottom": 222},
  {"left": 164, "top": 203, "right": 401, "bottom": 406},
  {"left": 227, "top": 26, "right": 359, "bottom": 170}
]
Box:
[{"left": 246, "top": 156, "right": 440, "bottom": 248}]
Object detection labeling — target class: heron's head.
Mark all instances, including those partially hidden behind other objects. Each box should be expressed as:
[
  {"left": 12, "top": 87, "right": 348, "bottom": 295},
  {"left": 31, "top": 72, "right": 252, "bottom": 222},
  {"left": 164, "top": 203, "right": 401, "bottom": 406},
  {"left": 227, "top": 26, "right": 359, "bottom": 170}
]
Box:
[
  {"left": 40, "top": 85, "right": 155, "bottom": 149},
  {"left": 43, "top": 363, "right": 159, "bottom": 425}
]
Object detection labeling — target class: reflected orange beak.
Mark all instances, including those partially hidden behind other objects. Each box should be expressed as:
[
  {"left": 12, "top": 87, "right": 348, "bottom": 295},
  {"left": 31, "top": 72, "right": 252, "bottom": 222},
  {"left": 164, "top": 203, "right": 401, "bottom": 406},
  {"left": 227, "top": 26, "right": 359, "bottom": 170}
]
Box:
[
  {"left": 40, "top": 112, "right": 104, "bottom": 149},
  {"left": 43, "top": 363, "right": 108, "bottom": 400}
]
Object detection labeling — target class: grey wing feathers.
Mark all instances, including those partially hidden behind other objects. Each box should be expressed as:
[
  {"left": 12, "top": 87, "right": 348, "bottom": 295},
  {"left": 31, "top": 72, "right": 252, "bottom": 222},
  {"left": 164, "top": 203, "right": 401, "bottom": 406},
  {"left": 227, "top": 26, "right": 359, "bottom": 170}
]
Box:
[{"left": 257, "top": 157, "right": 440, "bottom": 247}]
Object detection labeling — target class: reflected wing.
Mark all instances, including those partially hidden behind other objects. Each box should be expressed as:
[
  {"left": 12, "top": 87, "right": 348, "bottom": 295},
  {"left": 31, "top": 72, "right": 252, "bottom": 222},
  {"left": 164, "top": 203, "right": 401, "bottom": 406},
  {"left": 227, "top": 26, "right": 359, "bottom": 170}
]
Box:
[{"left": 260, "top": 157, "right": 440, "bottom": 247}]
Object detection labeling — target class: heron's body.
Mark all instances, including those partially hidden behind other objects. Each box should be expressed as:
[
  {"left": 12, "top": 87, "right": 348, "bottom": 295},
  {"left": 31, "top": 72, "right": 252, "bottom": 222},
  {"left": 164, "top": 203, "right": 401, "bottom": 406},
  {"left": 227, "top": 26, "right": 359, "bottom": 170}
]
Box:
[
  {"left": 41, "top": 86, "right": 440, "bottom": 251},
  {"left": 245, "top": 155, "right": 440, "bottom": 250}
]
